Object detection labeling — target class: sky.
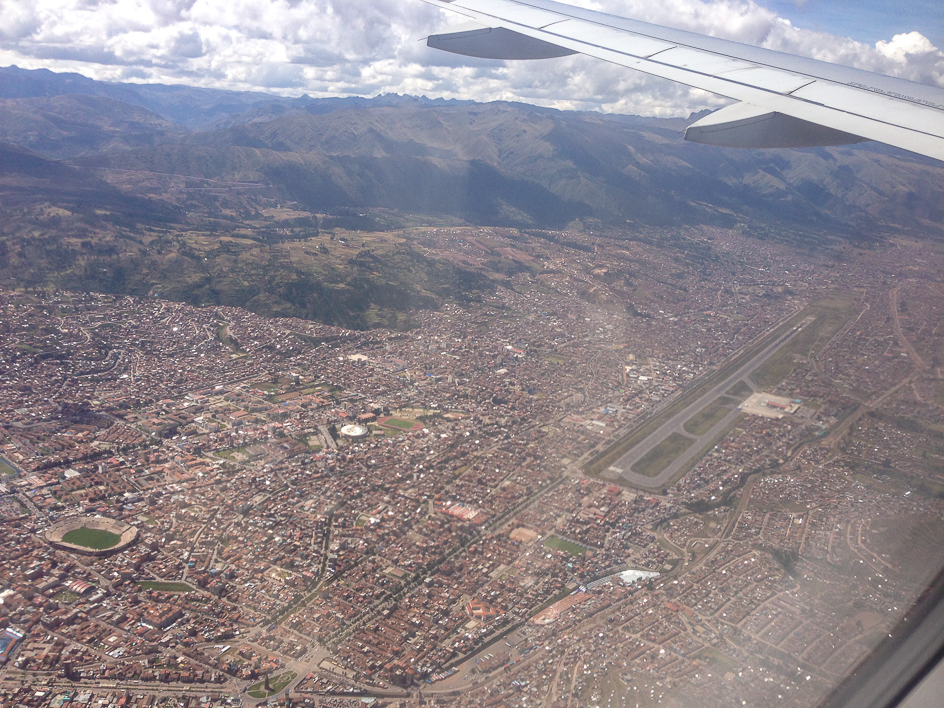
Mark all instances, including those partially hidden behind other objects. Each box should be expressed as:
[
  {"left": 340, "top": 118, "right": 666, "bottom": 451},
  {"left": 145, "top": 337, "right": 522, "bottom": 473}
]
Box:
[{"left": 0, "top": 0, "right": 941, "bottom": 117}]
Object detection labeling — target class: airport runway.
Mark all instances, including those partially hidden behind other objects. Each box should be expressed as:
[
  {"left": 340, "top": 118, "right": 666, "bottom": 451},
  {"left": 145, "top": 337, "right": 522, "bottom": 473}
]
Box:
[{"left": 605, "top": 320, "right": 809, "bottom": 489}]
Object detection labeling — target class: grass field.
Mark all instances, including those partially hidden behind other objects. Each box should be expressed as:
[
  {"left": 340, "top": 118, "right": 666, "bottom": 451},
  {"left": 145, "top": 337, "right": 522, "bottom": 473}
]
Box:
[
  {"left": 543, "top": 535, "right": 587, "bottom": 556},
  {"left": 726, "top": 381, "right": 753, "bottom": 399},
  {"left": 0, "top": 457, "right": 18, "bottom": 476},
  {"left": 247, "top": 671, "right": 297, "bottom": 698},
  {"left": 683, "top": 398, "right": 735, "bottom": 436},
  {"left": 631, "top": 433, "right": 695, "bottom": 477},
  {"left": 61, "top": 526, "right": 121, "bottom": 549},
  {"left": 383, "top": 418, "right": 417, "bottom": 430},
  {"left": 138, "top": 581, "right": 194, "bottom": 593},
  {"left": 665, "top": 415, "right": 745, "bottom": 491},
  {"left": 751, "top": 297, "right": 855, "bottom": 389}
]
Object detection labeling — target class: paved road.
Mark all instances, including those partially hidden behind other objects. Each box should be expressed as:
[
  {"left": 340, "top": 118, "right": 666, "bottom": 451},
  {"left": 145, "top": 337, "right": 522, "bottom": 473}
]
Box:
[{"left": 605, "top": 320, "right": 810, "bottom": 489}]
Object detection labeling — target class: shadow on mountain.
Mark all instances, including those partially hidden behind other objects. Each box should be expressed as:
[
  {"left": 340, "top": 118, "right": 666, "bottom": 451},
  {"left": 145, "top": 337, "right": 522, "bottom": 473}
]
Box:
[{"left": 0, "top": 142, "right": 181, "bottom": 225}]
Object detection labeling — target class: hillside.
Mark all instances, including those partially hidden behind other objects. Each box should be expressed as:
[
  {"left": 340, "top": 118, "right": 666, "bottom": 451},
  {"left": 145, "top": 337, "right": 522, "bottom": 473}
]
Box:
[
  {"left": 76, "top": 103, "right": 944, "bottom": 237},
  {"left": 1, "top": 66, "right": 941, "bottom": 237},
  {"left": 0, "top": 94, "right": 187, "bottom": 159},
  {"left": 1, "top": 66, "right": 943, "bottom": 327}
]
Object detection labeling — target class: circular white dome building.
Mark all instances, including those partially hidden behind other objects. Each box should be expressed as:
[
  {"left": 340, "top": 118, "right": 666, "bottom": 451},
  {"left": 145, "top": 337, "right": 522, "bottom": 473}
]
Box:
[{"left": 340, "top": 424, "right": 370, "bottom": 439}]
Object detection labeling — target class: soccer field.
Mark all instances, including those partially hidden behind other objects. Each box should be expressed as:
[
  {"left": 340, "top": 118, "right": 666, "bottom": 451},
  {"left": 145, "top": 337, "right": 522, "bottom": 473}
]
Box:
[
  {"left": 544, "top": 535, "right": 587, "bottom": 556},
  {"left": 61, "top": 526, "right": 122, "bottom": 550}
]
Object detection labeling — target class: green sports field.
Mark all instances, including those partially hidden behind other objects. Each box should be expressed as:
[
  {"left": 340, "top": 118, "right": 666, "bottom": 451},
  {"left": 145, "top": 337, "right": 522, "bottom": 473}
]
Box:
[
  {"left": 61, "top": 526, "right": 121, "bottom": 549},
  {"left": 544, "top": 535, "right": 587, "bottom": 556}
]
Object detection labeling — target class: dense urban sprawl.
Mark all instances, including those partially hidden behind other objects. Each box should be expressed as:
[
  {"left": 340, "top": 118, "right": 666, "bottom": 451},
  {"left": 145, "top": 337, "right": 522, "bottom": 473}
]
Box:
[{"left": 2, "top": 226, "right": 944, "bottom": 707}]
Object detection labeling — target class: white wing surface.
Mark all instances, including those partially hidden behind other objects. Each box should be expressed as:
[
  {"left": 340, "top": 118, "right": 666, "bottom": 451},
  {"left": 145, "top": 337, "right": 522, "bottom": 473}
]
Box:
[{"left": 422, "top": 0, "right": 944, "bottom": 161}]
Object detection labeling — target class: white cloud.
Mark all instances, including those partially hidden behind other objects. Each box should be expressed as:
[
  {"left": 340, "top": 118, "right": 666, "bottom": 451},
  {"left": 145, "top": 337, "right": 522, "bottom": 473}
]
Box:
[{"left": 0, "top": 0, "right": 941, "bottom": 116}]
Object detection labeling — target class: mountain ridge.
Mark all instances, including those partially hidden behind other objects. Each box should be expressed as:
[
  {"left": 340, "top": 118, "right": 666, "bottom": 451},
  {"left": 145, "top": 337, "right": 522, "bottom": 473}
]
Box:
[
  {"left": 1, "top": 64, "right": 942, "bottom": 236},
  {"left": 0, "top": 65, "right": 480, "bottom": 130},
  {"left": 1, "top": 67, "right": 943, "bottom": 329}
]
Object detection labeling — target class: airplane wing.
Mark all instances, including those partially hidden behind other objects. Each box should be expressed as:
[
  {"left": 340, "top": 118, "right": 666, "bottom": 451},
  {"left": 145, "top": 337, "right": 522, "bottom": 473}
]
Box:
[{"left": 420, "top": 0, "right": 944, "bottom": 161}]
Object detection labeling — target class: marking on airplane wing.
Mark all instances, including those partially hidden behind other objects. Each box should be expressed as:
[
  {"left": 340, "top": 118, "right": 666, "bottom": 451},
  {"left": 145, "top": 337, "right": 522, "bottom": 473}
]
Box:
[{"left": 848, "top": 82, "right": 944, "bottom": 110}]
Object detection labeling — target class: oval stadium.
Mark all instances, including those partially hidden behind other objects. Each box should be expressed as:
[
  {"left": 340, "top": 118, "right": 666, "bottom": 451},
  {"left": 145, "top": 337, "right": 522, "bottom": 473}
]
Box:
[{"left": 45, "top": 516, "right": 139, "bottom": 557}]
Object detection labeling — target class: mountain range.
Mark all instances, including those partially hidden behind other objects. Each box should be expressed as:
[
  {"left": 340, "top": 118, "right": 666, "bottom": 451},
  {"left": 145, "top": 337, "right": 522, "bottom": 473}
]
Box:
[
  {"left": 1, "top": 65, "right": 942, "bottom": 238},
  {"left": 1, "top": 65, "right": 943, "bottom": 328}
]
